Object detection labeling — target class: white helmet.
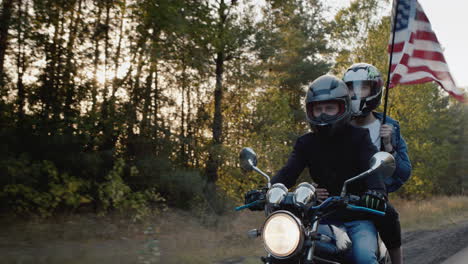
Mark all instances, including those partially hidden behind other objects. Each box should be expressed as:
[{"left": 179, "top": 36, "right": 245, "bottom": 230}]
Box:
[{"left": 342, "top": 63, "right": 384, "bottom": 117}]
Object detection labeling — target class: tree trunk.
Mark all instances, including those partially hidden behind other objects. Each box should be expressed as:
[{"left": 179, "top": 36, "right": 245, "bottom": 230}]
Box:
[
  {"left": 16, "top": 0, "right": 25, "bottom": 121},
  {"left": 142, "top": 30, "right": 159, "bottom": 138},
  {"left": 91, "top": 1, "right": 102, "bottom": 112},
  {"left": 180, "top": 55, "right": 188, "bottom": 165},
  {"left": 53, "top": 10, "right": 66, "bottom": 123},
  {"left": 206, "top": 50, "right": 224, "bottom": 184},
  {"left": 205, "top": 0, "right": 228, "bottom": 185},
  {"left": 102, "top": 2, "right": 111, "bottom": 101},
  {"left": 152, "top": 57, "right": 160, "bottom": 153},
  {"left": 0, "top": 0, "right": 14, "bottom": 91},
  {"left": 111, "top": 0, "right": 125, "bottom": 99},
  {"left": 64, "top": 0, "right": 82, "bottom": 129},
  {"left": 99, "top": 2, "right": 115, "bottom": 151},
  {"left": 186, "top": 66, "right": 193, "bottom": 166},
  {"left": 126, "top": 51, "right": 144, "bottom": 158},
  {"left": 43, "top": 8, "right": 60, "bottom": 123},
  {"left": 141, "top": 64, "right": 153, "bottom": 135}
]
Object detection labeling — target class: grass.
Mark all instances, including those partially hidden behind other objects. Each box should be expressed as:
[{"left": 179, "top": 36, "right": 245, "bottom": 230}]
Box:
[
  {"left": 392, "top": 195, "right": 468, "bottom": 231},
  {"left": 1, "top": 195, "right": 468, "bottom": 263},
  {"left": 0, "top": 208, "right": 267, "bottom": 264},
  {"left": 0, "top": 213, "right": 150, "bottom": 264},
  {"left": 156, "top": 209, "right": 266, "bottom": 263},
  {"left": 159, "top": 195, "right": 468, "bottom": 262}
]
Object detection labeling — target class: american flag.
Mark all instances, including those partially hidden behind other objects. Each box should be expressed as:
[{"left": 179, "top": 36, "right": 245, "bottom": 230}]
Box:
[{"left": 388, "top": 0, "right": 466, "bottom": 102}]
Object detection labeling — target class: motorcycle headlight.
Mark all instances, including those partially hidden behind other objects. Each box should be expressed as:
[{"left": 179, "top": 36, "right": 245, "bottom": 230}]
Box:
[
  {"left": 266, "top": 183, "right": 288, "bottom": 205},
  {"left": 293, "top": 182, "right": 316, "bottom": 206},
  {"left": 262, "top": 211, "right": 304, "bottom": 258}
]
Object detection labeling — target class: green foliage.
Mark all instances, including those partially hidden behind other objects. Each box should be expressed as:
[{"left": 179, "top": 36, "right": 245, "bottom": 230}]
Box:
[
  {"left": 97, "top": 158, "right": 167, "bottom": 221},
  {"left": 219, "top": 85, "right": 307, "bottom": 202},
  {"left": 386, "top": 84, "right": 461, "bottom": 197},
  {"left": 215, "top": 1, "right": 334, "bottom": 202},
  {"left": 1, "top": 160, "right": 92, "bottom": 217},
  {"left": 98, "top": 159, "right": 133, "bottom": 211},
  {"left": 255, "top": 0, "right": 332, "bottom": 114},
  {"left": 49, "top": 172, "right": 92, "bottom": 208},
  {"left": 1, "top": 184, "right": 53, "bottom": 217},
  {"left": 159, "top": 168, "right": 205, "bottom": 209},
  {"left": 330, "top": 0, "right": 389, "bottom": 74}
]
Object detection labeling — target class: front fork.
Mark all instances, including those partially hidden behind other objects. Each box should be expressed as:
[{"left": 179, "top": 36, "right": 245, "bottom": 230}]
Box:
[
  {"left": 261, "top": 254, "right": 273, "bottom": 264},
  {"left": 304, "top": 217, "right": 320, "bottom": 264}
]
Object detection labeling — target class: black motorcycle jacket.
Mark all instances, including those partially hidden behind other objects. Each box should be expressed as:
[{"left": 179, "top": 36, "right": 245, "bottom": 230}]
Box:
[{"left": 272, "top": 123, "right": 386, "bottom": 199}]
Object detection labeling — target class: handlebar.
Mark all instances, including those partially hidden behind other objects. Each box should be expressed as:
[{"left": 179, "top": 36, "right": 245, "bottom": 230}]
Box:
[
  {"left": 235, "top": 200, "right": 263, "bottom": 211},
  {"left": 309, "top": 196, "right": 343, "bottom": 211},
  {"left": 346, "top": 204, "right": 385, "bottom": 216},
  {"left": 308, "top": 195, "right": 386, "bottom": 216},
  {"left": 236, "top": 195, "right": 385, "bottom": 216}
]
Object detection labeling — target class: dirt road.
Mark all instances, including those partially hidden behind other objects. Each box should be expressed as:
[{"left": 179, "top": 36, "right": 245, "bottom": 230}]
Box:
[
  {"left": 1, "top": 214, "right": 467, "bottom": 264},
  {"left": 216, "top": 221, "right": 468, "bottom": 264},
  {"left": 441, "top": 245, "right": 468, "bottom": 264},
  {"left": 402, "top": 221, "right": 468, "bottom": 264}
]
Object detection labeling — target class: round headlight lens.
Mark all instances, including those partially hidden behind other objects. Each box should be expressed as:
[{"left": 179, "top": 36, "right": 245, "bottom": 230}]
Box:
[{"left": 262, "top": 211, "right": 303, "bottom": 258}]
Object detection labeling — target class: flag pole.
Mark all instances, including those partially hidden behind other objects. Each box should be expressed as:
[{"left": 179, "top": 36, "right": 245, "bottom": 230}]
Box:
[{"left": 383, "top": 0, "right": 400, "bottom": 125}]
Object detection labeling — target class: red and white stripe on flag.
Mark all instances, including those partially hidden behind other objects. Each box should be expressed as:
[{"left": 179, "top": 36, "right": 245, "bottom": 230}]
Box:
[{"left": 388, "top": 0, "right": 466, "bottom": 102}]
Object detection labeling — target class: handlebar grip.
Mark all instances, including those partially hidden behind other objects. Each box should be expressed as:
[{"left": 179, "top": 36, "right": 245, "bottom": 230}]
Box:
[
  {"left": 235, "top": 200, "right": 261, "bottom": 211},
  {"left": 346, "top": 204, "right": 386, "bottom": 216}
]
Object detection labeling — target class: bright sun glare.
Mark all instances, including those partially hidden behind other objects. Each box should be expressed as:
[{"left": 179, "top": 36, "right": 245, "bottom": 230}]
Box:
[{"left": 95, "top": 61, "right": 132, "bottom": 85}]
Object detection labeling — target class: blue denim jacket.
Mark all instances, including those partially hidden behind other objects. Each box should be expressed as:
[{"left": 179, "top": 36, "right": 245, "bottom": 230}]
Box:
[{"left": 373, "top": 112, "right": 412, "bottom": 192}]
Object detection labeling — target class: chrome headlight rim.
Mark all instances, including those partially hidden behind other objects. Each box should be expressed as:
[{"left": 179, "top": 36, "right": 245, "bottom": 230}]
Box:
[
  {"left": 293, "top": 182, "right": 316, "bottom": 206},
  {"left": 266, "top": 183, "right": 288, "bottom": 205},
  {"left": 262, "top": 210, "right": 304, "bottom": 259}
]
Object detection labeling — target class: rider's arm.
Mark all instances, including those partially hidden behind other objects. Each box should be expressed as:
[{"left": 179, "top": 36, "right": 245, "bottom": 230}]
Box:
[
  {"left": 385, "top": 122, "right": 412, "bottom": 192},
  {"left": 271, "top": 136, "right": 308, "bottom": 189},
  {"left": 359, "top": 129, "right": 387, "bottom": 195}
]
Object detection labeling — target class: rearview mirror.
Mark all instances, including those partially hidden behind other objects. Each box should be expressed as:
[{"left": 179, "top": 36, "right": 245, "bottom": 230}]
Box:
[
  {"left": 239, "top": 147, "right": 271, "bottom": 188},
  {"left": 239, "top": 147, "right": 257, "bottom": 172},
  {"left": 341, "top": 151, "right": 396, "bottom": 197},
  {"left": 369, "top": 151, "right": 396, "bottom": 179}
]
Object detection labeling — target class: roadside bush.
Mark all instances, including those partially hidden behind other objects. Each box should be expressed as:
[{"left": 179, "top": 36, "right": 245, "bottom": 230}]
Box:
[
  {"left": 0, "top": 157, "right": 167, "bottom": 220},
  {"left": 0, "top": 160, "right": 92, "bottom": 217},
  {"left": 97, "top": 158, "right": 167, "bottom": 221},
  {"left": 131, "top": 155, "right": 206, "bottom": 209}
]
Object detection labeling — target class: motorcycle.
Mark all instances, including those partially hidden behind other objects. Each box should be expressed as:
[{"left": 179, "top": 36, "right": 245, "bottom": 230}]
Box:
[{"left": 236, "top": 147, "right": 395, "bottom": 264}]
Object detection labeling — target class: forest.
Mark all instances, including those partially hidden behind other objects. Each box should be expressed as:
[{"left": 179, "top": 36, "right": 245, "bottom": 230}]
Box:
[{"left": 0, "top": 0, "right": 467, "bottom": 219}]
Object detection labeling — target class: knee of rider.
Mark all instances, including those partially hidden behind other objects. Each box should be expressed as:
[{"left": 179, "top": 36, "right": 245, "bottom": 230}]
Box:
[{"left": 352, "top": 236, "right": 378, "bottom": 261}]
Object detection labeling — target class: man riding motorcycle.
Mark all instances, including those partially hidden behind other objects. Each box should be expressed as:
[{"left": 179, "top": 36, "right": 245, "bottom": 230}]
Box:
[
  {"left": 343, "top": 63, "right": 412, "bottom": 264},
  {"left": 246, "top": 75, "right": 388, "bottom": 263}
]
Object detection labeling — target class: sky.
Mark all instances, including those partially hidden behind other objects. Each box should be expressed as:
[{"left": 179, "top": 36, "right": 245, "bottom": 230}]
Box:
[
  {"left": 419, "top": 0, "right": 468, "bottom": 88},
  {"left": 327, "top": 0, "right": 468, "bottom": 88}
]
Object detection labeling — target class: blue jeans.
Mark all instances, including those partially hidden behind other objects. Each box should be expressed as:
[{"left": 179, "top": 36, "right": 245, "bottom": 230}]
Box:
[
  {"left": 344, "top": 220, "right": 378, "bottom": 264},
  {"left": 318, "top": 220, "right": 378, "bottom": 264}
]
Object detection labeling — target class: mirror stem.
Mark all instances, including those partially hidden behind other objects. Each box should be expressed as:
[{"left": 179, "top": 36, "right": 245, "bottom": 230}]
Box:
[
  {"left": 252, "top": 165, "right": 271, "bottom": 188},
  {"left": 340, "top": 169, "right": 372, "bottom": 197}
]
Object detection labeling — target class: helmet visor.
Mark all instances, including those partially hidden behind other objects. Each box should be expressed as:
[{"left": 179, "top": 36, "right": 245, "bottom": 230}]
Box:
[
  {"left": 306, "top": 99, "right": 346, "bottom": 121},
  {"left": 346, "top": 81, "right": 379, "bottom": 99}
]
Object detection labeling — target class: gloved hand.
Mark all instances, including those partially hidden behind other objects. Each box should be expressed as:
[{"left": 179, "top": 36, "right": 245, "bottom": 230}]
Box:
[
  {"left": 360, "top": 190, "right": 387, "bottom": 212},
  {"left": 244, "top": 189, "right": 266, "bottom": 211}
]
